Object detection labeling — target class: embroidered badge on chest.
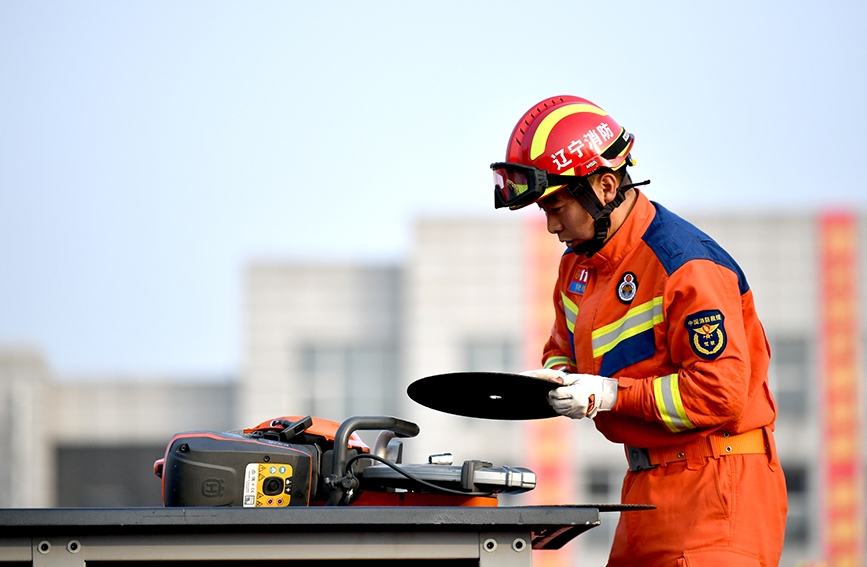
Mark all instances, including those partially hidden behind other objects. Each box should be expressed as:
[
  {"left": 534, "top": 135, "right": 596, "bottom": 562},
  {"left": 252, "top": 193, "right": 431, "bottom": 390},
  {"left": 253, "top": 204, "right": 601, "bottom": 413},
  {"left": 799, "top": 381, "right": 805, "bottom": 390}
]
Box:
[
  {"left": 685, "top": 309, "right": 727, "bottom": 360},
  {"left": 616, "top": 272, "right": 637, "bottom": 303},
  {"left": 569, "top": 268, "right": 590, "bottom": 295}
]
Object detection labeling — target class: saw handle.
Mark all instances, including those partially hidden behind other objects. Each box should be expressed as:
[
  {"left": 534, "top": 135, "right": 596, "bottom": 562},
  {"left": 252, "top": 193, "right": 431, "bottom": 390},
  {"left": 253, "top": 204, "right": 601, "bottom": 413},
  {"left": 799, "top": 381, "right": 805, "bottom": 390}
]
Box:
[
  {"left": 332, "top": 416, "right": 419, "bottom": 477},
  {"left": 327, "top": 416, "right": 420, "bottom": 505}
]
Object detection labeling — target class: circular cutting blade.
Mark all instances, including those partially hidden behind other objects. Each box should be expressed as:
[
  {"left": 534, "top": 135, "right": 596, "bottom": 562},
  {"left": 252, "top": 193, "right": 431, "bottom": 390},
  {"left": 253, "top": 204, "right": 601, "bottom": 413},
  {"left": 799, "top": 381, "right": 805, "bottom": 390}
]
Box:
[{"left": 407, "top": 371, "right": 562, "bottom": 420}]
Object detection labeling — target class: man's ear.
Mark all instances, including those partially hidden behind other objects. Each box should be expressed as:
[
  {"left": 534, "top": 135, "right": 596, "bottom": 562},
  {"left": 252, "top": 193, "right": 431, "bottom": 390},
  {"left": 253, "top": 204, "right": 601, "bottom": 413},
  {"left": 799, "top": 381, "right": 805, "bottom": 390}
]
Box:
[{"left": 599, "top": 172, "right": 621, "bottom": 205}]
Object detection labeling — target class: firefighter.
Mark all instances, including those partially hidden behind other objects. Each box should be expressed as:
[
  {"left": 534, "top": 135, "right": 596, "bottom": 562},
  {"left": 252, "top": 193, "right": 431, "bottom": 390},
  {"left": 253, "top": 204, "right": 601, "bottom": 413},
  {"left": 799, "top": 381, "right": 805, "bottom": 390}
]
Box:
[{"left": 492, "top": 96, "right": 787, "bottom": 566}]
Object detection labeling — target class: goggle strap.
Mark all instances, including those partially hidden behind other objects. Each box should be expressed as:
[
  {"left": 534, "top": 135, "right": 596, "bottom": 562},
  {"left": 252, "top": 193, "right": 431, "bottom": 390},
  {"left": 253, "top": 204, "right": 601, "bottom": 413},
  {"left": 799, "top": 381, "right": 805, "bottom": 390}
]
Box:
[
  {"left": 600, "top": 128, "right": 633, "bottom": 161},
  {"left": 599, "top": 179, "right": 646, "bottom": 214}
]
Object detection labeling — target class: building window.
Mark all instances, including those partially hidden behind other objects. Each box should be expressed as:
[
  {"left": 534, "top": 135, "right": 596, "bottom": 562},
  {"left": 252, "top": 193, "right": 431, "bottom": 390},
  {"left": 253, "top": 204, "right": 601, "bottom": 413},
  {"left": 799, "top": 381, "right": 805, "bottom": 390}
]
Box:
[
  {"left": 463, "top": 339, "right": 520, "bottom": 373},
  {"left": 587, "top": 467, "right": 612, "bottom": 499},
  {"left": 56, "top": 445, "right": 167, "bottom": 507},
  {"left": 767, "top": 336, "right": 810, "bottom": 417},
  {"left": 583, "top": 467, "right": 619, "bottom": 548},
  {"left": 782, "top": 462, "right": 809, "bottom": 545},
  {"left": 301, "top": 343, "right": 398, "bottom": 421}
]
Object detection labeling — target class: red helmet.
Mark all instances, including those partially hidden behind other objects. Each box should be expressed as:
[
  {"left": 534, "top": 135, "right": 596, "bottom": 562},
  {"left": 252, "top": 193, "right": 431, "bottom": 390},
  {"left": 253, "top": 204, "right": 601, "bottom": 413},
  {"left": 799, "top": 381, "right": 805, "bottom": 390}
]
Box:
[{"left": 493, "top": 96, "right": 635, "bottom": 210}]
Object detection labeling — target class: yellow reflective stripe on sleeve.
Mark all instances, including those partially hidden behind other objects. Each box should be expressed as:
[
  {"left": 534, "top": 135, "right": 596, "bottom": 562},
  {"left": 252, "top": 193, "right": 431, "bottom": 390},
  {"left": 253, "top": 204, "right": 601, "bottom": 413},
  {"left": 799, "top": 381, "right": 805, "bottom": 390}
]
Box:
[
  {"left": 544, "top": 356, "right": 574, "bottom": 369},
  {"left": 530, "top": 104, "right": 607, "bottom": 160},
  {"left": 560, "top": 292, "right": 579, "bottom": 333},
  {"left": 653, "top": 373, "right": 696, "bottom": 432},
  {"left": 591, "top": 296, "right": 664, "bottom": 358}
]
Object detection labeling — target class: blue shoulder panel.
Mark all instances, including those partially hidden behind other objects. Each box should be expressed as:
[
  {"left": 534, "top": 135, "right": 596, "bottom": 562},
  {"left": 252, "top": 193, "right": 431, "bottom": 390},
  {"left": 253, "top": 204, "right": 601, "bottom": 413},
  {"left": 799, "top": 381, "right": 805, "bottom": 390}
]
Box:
[{"left": 642, "top": 202, "right": 750, "bottom": 295}]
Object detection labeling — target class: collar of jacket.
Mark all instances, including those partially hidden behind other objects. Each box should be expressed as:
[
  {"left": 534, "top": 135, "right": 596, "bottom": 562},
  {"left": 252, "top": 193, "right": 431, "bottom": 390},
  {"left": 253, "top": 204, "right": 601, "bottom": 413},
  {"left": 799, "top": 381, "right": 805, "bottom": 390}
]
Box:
[{"left": 570, "top": 189, "right": 656, "bottom": 273}]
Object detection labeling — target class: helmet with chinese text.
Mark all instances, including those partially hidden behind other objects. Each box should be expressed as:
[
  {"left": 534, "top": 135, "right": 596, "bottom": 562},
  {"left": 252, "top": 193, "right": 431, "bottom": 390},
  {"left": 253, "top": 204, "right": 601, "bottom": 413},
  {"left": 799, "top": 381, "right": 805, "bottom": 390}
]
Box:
[{"left": 502, "top": 95, "right": 635, "bottom": 207}]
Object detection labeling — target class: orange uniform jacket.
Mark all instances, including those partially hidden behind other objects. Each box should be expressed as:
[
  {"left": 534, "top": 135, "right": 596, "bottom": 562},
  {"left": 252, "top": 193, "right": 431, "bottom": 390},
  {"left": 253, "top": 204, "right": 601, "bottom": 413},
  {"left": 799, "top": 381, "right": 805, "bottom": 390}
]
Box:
[{"left": 542, "top": 190, "right": 777, "bottom": 449}]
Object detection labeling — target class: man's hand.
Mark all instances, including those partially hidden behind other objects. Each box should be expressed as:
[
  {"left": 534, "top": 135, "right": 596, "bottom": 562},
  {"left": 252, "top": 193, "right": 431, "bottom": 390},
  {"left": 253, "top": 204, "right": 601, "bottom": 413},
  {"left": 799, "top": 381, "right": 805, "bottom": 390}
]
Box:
[
  {"left": 521, "top": 368, "right": 568, "bottom": 384},
  {"left": 547, "top": 374, "right": 618, "bottom": 419}
]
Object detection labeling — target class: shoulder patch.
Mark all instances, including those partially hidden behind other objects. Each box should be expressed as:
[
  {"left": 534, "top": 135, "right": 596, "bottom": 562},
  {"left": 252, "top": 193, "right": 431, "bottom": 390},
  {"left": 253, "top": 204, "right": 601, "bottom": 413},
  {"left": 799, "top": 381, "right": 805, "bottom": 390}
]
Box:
[{"left": 684, "top": 310, "right": 727, "bottom": 360}]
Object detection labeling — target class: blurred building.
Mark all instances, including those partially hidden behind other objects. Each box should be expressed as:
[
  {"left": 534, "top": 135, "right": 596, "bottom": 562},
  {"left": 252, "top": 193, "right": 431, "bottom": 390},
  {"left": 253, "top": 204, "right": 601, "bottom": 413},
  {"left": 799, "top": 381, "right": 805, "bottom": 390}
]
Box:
[
  {"left": 240, "top": 262, "right": 402, "bottom": 425},
  {"left": 0, "top": 346, "right": 236, "bottom": 508},
  {"left": 0, "top": 207, "right": 864, "bottom": 567}
]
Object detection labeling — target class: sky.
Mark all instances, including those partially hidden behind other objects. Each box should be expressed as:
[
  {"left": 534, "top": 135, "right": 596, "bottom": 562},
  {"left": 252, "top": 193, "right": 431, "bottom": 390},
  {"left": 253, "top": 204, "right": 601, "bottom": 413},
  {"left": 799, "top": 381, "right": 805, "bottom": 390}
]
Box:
[{"left": 1, "top": 1, "right": 866, "bottom": 378}]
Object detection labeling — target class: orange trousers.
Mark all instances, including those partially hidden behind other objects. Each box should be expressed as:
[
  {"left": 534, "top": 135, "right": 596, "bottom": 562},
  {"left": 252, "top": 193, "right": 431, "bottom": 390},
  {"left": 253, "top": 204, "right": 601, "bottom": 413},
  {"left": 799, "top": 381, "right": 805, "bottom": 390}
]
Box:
[{"left": 607, "top": 453, "right": 787, "bottom": 566}]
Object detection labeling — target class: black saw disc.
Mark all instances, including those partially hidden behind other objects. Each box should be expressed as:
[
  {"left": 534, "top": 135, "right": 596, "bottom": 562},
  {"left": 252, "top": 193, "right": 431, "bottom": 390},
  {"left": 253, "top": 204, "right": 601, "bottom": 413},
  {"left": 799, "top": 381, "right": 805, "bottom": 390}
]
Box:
[{"left": 407, "top": 371, "right": 563, "bottom": 420}]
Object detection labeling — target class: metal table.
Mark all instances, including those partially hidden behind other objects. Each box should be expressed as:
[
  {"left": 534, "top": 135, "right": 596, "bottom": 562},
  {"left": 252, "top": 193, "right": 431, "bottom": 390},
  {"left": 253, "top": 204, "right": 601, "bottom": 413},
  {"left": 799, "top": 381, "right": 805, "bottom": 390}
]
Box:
[{"left": 0, "top": 505, "right": 614, "bottom": 566}]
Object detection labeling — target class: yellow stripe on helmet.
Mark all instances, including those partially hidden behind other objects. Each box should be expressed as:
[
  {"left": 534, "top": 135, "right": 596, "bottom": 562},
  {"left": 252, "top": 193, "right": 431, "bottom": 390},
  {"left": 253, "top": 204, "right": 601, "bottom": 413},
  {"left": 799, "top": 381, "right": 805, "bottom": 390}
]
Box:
[{"left": 529, "top": 104, "right": 607, "bottom": 161}]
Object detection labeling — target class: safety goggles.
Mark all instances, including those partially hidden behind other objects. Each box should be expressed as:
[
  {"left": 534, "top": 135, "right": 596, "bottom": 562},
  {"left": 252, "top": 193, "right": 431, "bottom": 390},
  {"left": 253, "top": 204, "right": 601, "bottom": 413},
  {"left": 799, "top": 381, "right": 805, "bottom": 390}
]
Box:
[{"left": 491, "top": 162, "right": 587, "bottom": 209}]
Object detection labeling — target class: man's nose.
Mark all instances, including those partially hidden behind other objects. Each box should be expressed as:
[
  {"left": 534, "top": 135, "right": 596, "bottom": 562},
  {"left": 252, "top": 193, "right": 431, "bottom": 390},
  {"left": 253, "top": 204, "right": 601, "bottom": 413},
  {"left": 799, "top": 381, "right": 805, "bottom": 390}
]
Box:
[{"left": 546, "top": 214, "right": 562, "bottom": 234}]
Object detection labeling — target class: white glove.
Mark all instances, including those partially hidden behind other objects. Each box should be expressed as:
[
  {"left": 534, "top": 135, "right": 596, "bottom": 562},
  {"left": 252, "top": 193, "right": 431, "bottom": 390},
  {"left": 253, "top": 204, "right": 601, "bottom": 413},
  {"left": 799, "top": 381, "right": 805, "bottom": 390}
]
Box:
[
  {"left": 521, "top": 368, "right": 568, "bottom": 384},
  {"left": 547, "top": 374, "right": 618, "bottom": 419}
]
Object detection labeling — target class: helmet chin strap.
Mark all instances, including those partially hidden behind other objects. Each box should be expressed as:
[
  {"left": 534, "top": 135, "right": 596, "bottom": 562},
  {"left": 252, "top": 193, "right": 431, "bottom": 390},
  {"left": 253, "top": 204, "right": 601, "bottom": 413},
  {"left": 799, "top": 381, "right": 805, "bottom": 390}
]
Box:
[{"left": 566, "top": 174, "right": 650, "bottom": 257}]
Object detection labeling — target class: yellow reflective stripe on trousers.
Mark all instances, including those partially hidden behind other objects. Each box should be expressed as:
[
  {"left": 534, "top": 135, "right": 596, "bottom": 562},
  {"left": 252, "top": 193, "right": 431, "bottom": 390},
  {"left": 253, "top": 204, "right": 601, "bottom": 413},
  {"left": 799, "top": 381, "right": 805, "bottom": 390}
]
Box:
[
  {"left": 544, "top": 356, "right": 574, "bottom": 369},
  {"left": 653, "top": 373, "right": 696, "bottom": 432},
  {"left": 560, "top": 292, "right": 579, "bottom": 333},
  {"left": 591, "top": 297, "right": 664, "bottom": 358}
]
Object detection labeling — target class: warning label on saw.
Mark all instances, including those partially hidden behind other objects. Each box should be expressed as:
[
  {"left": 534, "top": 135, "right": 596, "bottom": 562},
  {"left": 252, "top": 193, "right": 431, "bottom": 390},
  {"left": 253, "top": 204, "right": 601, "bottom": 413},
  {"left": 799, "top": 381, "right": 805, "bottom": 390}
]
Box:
[{"left": 243, "top": 462, "right": 293, "bottom": 507}]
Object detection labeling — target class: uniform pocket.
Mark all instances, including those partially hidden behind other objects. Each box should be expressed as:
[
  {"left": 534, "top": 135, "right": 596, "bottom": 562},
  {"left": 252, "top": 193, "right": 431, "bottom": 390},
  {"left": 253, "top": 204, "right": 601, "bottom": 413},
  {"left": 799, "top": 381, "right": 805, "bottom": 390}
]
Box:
[
  {"left": 620, "top": 470, "right": 638, "bottom": 502},
  {"left": 713, "top": 457, "right": 733, "bottom": 520}
]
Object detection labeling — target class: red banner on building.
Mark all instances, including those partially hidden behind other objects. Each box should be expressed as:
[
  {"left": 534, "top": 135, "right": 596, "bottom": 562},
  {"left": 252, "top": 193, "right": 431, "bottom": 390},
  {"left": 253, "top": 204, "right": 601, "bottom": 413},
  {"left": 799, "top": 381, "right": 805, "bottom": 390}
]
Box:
[
  {"left": 523, "top": 213, "right": 575, "bottom": 567},
  {"left": 819, "top": 212, "right": 863, "bottom": 567}
]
